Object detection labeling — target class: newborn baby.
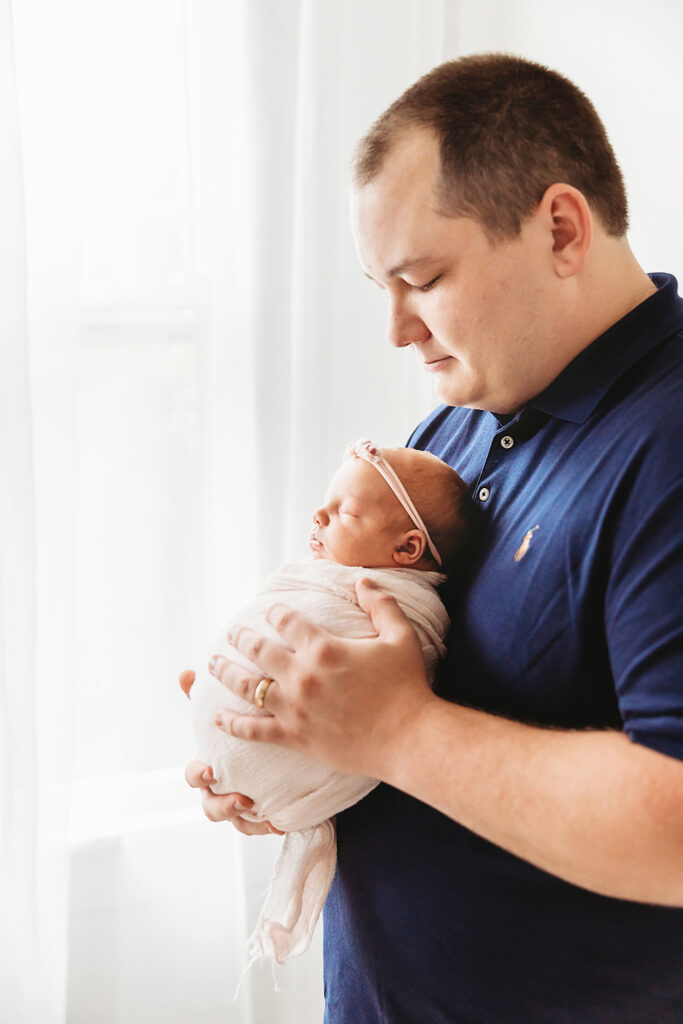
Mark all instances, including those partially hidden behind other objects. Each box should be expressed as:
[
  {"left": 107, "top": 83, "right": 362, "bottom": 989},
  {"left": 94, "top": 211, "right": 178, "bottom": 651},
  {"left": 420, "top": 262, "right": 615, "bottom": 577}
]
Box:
[{"left": 187, "top": 439, "right": 472, "bottom": 964}]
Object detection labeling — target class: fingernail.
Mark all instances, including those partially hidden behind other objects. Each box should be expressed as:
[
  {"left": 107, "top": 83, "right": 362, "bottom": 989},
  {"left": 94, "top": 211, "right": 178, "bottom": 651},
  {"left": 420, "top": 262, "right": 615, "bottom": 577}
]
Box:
[
  {"left": 214, "top": 713, "right": 223, "bottom": 727},
  {"left": 360, "top": 577, "right": 377, "bottom": 589},
  {"left": 201, "top": 768, "right": 213, "bottom": 782},
  {"left": 226, "top": 628, "right": 234, "bottom": 643}
]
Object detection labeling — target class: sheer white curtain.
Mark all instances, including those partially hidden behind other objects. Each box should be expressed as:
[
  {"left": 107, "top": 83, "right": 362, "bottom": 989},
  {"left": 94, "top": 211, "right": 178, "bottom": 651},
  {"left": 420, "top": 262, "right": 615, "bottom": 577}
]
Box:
[
  {"left": 5, "top": 1, "right": 444, "bottom": 1022},
  {"left": 0, "top": 3, "right": 44, "bottom": 1018},
  {"left": 4, "top": 0, "right": 682, "bottom": 1021},
  {"left": 3, "top": 0, "right": 79, "bottom": 1018}
]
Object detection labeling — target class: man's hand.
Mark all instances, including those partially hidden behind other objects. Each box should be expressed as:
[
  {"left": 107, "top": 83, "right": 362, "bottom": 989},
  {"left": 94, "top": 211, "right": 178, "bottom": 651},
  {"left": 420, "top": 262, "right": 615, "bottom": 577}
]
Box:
[
  {"left": 209, "top": 578, "right": 437, "bottom": 780},
  {"left": 202, "top": 593, "right": 683, "bottom": 905},
  {"left": 179, "top": 671, "right": 283, "bottom": 836}
]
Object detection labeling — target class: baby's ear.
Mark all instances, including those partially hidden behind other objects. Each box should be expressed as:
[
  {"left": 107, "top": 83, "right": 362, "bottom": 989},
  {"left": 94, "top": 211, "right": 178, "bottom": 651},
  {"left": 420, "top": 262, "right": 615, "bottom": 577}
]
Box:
[{"left": 393, "top": 530, "right": 426, "bottom": 566}]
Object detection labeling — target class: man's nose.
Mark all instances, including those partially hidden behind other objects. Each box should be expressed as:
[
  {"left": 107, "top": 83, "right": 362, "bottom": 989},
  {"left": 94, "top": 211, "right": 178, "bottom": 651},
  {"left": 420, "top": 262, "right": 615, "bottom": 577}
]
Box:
[{"left": 386, "top": 300, "right": 431, "bottom": 348}]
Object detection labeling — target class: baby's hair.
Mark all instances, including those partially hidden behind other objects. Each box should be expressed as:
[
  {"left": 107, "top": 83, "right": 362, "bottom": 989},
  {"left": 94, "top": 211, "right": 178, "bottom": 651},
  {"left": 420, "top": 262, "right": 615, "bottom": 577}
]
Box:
[{"left": 381, "top": 446, "right": 478, "bottom": 574}]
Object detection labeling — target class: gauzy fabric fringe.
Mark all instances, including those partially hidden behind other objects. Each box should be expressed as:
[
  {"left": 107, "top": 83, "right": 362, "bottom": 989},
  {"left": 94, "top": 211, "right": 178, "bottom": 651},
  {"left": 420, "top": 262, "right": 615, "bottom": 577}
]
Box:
[{"left": 247, "top": 821, "right": 337, "bottom": 964}]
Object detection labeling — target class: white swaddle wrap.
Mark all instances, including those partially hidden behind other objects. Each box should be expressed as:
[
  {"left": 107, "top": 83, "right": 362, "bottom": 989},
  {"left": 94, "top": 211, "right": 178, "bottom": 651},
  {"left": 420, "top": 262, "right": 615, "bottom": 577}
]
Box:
[{"left": 190, "top": 558, "right": 449, "bottom": 963}]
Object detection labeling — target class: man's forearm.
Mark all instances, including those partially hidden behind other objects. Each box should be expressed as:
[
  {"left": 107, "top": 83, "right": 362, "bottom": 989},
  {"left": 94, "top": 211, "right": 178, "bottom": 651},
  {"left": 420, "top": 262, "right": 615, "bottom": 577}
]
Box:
[
  {"left": 212, "top": 590, "right": 683, "bottom": 905},
  {"left": 382, "top": 697, "right": 683, "bottom": 906}
]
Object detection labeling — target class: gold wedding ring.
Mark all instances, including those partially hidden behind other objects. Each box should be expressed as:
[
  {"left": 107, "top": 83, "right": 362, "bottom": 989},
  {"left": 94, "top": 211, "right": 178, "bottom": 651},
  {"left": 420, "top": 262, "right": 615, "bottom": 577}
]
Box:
[{"left": 253, "top": 677, "right": 273, "bottom": 709}]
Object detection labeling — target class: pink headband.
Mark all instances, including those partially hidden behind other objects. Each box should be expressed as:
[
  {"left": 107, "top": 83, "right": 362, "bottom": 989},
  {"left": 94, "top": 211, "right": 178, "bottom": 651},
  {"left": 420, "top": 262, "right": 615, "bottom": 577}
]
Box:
[{"left": 344, "top": 438, "right": 442, "bottom": 566}]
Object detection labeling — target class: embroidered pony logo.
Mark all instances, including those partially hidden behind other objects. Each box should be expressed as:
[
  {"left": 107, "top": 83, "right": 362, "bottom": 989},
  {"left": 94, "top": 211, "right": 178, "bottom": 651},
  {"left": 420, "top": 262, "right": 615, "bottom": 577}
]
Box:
[{"left": 513, "top": 525, "right": 539, "bottom": 562}]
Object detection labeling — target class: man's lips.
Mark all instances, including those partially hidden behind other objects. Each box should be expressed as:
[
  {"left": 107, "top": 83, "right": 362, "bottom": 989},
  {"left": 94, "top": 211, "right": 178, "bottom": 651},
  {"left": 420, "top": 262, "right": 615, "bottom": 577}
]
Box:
[{"left": 422, "top": 355, "right": 452, "bottom": 372}]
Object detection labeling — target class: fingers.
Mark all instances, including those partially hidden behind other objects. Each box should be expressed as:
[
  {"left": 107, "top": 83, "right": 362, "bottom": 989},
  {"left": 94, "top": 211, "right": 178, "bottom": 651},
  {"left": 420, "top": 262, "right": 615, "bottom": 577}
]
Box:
[
  {"left": 215, "top": 710, "right": 288, "bottom": 747},
  {"left": 184, "top": 761, "right": 283, "bottom": 836},
  {"left": 264, "top": 603, "right": 325, "bottom": 650},
  {"left": 201, "top": 791, "right": 282, "bottom": 834},
  {"left": 185, "top": 759, "right": 216, "bottom": 788},
  {"left": 209, "top": 655, "right": 282, "bottom": 713},
  {"left": 179, "top": 670, "right": 196, "bottom": 699},
  {"left": 355, "top": 578, "right": 416, "bottom": 645},
  {"left": 232, "top": 815, "right": 284, "bottom": 837},
  {"left": 222, "top": 623, "right": 294, "bottom": 682},
  {"left": 213, "top": 611, "right": 334, "bottom": 708}
]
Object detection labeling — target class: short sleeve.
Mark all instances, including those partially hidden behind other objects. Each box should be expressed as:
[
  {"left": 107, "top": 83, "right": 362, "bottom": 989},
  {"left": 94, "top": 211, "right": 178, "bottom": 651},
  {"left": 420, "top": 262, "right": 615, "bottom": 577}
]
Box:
[{"left": 606, "top": 439, "right": 683, "bottom": 760}]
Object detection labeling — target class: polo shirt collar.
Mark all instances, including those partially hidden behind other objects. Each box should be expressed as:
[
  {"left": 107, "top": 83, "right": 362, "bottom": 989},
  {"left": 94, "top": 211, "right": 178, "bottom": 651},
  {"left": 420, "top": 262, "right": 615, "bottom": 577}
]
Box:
[{"left": 527, "top": 273, "right": 683, "bottom": 425}]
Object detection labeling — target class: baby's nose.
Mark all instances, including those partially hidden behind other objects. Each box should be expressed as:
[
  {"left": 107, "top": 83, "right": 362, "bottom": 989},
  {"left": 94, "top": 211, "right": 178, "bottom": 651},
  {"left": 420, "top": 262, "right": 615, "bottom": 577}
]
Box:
[{"left": 313, "top": 506, "right": 328, "bottom": 526}]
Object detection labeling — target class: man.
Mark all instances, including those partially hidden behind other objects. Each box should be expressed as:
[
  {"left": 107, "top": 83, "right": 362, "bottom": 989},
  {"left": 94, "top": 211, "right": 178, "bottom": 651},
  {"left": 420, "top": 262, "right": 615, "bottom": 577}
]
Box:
[{"left": 184, "top": 55, "right": 683, "bottom": 1021}]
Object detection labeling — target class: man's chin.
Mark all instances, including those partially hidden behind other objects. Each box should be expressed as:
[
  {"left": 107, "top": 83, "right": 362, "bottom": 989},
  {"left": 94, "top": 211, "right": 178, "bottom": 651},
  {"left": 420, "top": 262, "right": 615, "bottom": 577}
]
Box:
[
  {"left": 433, "top": 378, "right": 469, "bottom": 408},
  {"left": 433, "top": 376, "right": 490, "bottom": 411}
]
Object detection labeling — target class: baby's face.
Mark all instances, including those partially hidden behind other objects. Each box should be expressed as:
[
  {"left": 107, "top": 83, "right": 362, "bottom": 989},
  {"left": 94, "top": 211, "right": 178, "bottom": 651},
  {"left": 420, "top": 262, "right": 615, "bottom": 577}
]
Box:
[{"left": 309, "top": 458, "right": 410, "bottom": 567}]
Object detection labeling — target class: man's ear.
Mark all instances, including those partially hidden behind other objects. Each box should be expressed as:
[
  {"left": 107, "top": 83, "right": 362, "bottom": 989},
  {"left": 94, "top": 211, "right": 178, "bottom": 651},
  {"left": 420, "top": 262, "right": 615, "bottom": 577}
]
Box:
[
  {"left": 393, "top": 530, "right": 426, "bottom": 566},
  {"left": 540, "top": 183, "right": 593, "bottom": 278}
]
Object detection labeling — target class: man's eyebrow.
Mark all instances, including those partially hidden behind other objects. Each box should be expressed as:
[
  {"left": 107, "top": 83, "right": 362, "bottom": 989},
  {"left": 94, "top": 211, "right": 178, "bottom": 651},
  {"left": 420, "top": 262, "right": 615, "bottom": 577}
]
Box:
[
  {"left": 364, "top": 256, "right": 436, "bottom": 283},
  {"left": 388, "top": 256, "right": 436, "bottom": 278}
]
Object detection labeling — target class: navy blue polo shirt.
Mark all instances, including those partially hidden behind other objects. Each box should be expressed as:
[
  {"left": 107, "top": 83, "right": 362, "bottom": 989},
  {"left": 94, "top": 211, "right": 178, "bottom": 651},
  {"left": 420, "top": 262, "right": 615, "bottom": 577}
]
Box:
[{"left": 323, "top": 274, "right": 683, "bottom": 1023}]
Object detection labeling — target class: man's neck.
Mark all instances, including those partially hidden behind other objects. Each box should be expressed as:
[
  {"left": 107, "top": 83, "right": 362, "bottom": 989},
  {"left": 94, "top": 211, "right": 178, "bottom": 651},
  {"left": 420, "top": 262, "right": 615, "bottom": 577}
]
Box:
[{"left": 579, "top": 236, "right": 656, "bottom": 346}]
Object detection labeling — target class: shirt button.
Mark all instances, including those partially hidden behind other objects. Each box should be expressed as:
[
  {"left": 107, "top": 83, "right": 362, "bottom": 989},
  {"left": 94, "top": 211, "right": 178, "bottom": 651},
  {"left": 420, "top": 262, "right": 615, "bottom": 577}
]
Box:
[
  {"left": 478, "top": 486, "right": 490, "bottom": 502},
  {"left": 500, "top": 435, "right": 514, "bottom": 449}
]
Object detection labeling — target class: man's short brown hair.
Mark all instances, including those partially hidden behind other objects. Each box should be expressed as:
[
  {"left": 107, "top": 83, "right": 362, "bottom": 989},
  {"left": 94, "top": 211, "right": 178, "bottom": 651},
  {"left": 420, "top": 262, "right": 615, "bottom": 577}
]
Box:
[{"left": 352, "top": 53, "right": 628, "bottom": 240}]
